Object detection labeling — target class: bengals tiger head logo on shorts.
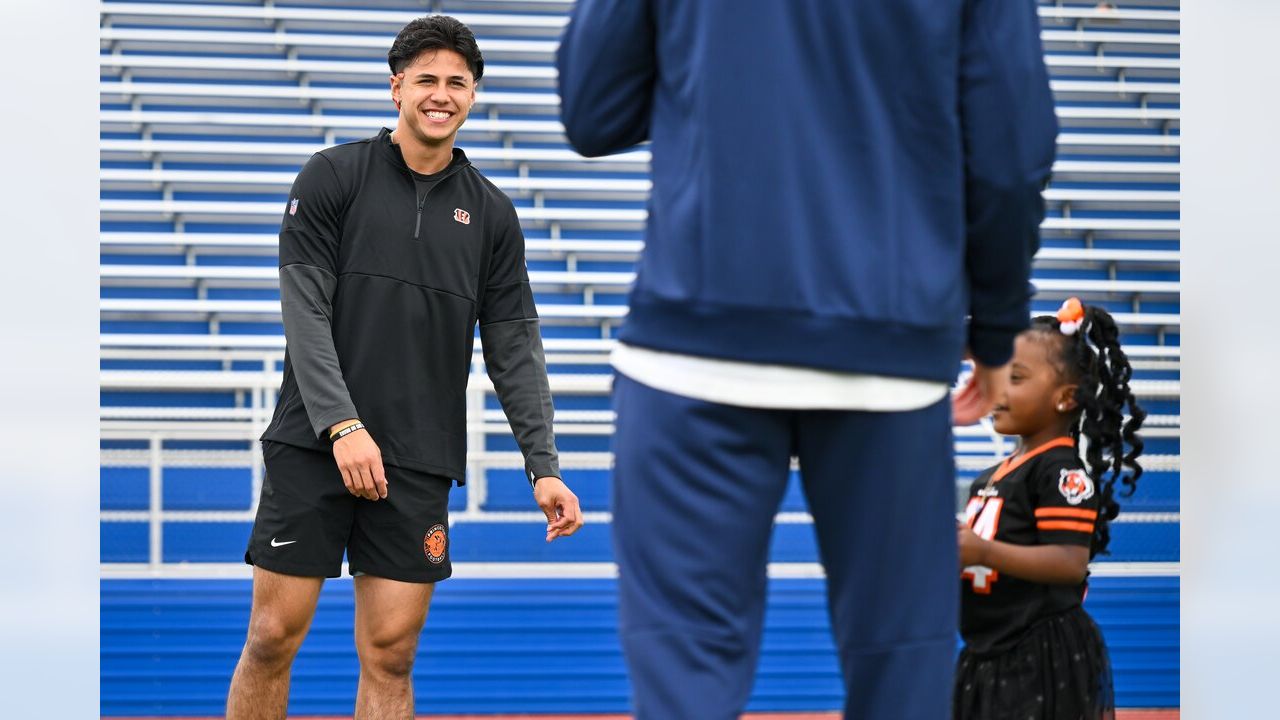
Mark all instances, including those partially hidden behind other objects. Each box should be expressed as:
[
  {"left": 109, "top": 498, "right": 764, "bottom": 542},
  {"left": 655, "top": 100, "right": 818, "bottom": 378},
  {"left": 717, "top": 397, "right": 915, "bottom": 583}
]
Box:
[
  {"left": 1057, "top": 468, "right": 1095, "bottom": 506},
  {"left": 423, "top": 524, "right": 448, "bottom": 564}
]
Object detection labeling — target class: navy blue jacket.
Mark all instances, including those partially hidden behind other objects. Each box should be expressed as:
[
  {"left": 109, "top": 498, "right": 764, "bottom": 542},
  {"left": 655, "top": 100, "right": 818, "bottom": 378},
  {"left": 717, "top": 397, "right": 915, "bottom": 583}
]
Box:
[{"left": 558, "top": 0, "right": 1058, "bottom": 380}]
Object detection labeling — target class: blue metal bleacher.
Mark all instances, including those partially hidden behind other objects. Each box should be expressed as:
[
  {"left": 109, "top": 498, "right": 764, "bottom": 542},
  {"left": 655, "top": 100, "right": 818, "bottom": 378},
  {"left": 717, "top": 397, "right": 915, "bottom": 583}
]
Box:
[{"left": 101, "top": 575, "right": 1179, "bottom": 715}]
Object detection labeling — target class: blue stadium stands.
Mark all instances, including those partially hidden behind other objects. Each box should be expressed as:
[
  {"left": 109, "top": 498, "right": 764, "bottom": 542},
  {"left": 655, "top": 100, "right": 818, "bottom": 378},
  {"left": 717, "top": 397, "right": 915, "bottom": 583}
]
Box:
[{"left": 102, "top": 574, "right": 1178, "bottom": 715}]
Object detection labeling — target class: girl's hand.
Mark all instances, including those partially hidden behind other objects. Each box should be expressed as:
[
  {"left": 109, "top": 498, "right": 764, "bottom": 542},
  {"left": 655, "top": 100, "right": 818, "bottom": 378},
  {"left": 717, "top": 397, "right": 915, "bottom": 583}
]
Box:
[
  {"left": 957, "top": 520, "right": 988, "bottom": 568},
  {"left": 955, "top": 521, "right": 1091, "bottom": 584}
]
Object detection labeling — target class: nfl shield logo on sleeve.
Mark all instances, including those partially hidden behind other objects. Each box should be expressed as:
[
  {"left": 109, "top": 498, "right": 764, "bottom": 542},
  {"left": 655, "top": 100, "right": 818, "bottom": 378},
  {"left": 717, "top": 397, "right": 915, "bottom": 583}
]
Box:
[{"left": 289, "top": 198, "right": 299, "bottom": 216}]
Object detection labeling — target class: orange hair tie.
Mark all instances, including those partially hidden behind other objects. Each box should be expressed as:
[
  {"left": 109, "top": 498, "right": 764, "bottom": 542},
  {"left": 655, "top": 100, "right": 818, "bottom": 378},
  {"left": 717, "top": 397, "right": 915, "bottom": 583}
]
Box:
[{"left": 1057, "top": 297, "right": 1085, "bottom": 335}]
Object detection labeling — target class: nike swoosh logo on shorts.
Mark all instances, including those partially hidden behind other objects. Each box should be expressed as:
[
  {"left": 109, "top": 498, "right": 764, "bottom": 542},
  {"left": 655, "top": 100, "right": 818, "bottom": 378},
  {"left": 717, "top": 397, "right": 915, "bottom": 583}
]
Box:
[{"left": 270, "top": 538, "right": 298, "bottom": 547}]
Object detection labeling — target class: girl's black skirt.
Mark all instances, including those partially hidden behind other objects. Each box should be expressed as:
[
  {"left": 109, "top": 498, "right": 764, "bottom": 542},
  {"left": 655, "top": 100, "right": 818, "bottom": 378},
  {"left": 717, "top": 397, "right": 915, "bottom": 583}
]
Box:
[{"left": 954, "top": 605, "right": 1115, "bottom": 720}]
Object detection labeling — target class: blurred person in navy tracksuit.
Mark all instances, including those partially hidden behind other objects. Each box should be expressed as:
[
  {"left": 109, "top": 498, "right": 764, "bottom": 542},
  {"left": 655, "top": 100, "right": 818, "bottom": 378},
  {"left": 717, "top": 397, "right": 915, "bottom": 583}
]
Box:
[{"left": 559, "top": 1, "right": 1057, "bottom": 718}]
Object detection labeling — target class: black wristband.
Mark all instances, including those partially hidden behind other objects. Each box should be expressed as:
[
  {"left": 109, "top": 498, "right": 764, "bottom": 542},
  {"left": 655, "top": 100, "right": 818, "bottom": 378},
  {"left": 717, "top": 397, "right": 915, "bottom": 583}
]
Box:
[{"left": 330, "top": 421, "right": 365, "bottom": 442}]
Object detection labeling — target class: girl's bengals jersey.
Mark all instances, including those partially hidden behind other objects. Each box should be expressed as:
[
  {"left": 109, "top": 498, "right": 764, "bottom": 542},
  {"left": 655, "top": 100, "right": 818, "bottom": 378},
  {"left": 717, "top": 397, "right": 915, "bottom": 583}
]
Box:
[{"left": 960, "top": 437, "right": 1100, "bottom": 655}]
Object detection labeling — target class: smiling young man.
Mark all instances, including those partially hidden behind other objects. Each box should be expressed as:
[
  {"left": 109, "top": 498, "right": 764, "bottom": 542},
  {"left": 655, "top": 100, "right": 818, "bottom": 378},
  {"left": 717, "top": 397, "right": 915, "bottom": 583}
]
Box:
[{"left": 226, "top": 15, "right": 583, "bottom": 719}]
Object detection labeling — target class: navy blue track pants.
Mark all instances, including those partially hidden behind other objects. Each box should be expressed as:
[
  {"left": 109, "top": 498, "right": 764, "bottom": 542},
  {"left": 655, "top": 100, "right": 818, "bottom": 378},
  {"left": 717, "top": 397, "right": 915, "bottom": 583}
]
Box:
[{"left": 611, "top": 373, "right": 957, "bottom": 720}]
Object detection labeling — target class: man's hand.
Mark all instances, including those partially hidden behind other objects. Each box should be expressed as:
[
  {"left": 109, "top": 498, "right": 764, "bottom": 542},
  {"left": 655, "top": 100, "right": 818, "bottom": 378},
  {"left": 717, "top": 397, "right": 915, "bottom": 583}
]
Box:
[
  {"left": 952, "top": 359, "right": 1010, "bottom": 426},
  {"left": 331, "top": 423, "right": 387, "bottom": 501},
  {"left": 532, "top": 477, "right": 584, "bottom": 542}
]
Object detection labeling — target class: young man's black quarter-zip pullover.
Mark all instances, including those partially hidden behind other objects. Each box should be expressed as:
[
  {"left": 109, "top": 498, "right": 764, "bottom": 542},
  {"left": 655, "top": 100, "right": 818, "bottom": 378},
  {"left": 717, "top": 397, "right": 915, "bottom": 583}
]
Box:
[{"left": 262, "top": 128, "right": 560, "bottom": 484}]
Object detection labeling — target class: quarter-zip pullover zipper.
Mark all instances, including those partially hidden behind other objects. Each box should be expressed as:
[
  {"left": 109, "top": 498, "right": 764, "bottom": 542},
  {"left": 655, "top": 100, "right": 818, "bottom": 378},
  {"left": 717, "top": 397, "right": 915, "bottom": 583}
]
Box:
[
  {"left": 414, "top": 193, "right": 426, "bottom": 239},
  {"left": 407, "top": 164, "right": 465, "bottom": 240},
  {"left": 385, "top": 131, "right": 470, "bottom": 241}
]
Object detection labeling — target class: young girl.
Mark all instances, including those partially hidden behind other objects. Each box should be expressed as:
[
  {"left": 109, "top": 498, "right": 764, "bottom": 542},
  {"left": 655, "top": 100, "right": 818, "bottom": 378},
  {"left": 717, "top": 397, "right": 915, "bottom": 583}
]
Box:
[{"left": 955, "top": 298, "right": 1147, "bottom": 720}]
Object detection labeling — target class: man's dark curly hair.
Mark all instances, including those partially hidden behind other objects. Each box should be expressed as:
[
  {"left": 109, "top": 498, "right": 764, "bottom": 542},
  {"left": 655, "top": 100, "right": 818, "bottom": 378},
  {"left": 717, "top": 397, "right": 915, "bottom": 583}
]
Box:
[{"left": 388, "top": 15, "right": 484, "bottom": 82}]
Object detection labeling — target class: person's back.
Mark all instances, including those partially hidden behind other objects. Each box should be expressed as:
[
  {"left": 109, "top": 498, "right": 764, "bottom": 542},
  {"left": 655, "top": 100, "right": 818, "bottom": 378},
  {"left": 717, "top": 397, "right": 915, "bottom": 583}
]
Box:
[
  {"left": 559, "top": 0, "right": 1057, "bottom": 379},
  {"left": 558, "top": 2, "right": 1057, "bottom": 718}
]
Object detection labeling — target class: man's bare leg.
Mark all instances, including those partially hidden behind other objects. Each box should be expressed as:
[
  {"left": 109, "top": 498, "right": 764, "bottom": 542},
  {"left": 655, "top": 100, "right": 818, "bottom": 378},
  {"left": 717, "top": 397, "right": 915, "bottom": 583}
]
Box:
[
  {"left": 352, "top": 575, "right": 434, "bottom": 719},
  {"left": 226, "top": 567, "right": 325, "bottom": 720}
]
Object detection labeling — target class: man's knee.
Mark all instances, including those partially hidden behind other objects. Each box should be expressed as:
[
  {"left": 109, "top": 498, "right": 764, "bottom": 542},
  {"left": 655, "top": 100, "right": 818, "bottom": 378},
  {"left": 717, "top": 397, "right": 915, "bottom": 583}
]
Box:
[
  {"left": 242, "top": 613, "right": 308, "bottom": 669},
  {"left": 357, "top": 631, "right": 419, "bottom": 679}
]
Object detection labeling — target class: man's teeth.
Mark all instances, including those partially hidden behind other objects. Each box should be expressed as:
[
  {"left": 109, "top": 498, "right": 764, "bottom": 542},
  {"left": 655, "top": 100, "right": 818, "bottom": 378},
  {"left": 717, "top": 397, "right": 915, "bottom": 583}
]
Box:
[{"left": 426, "top": 110, "right": 450, "bottom": 119}]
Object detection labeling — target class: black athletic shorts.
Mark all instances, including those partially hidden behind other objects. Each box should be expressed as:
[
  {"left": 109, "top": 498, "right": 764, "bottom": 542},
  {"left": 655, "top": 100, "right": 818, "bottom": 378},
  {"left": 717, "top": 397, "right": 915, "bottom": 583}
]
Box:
[{"left": 245, "top": 440, "right": 453, "bottom": 583}]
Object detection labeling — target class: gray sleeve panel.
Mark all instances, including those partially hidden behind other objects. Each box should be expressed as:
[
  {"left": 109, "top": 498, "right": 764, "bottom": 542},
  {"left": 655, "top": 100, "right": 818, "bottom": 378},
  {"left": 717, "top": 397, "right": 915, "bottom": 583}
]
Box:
[
  {"left": 280, "top": 263, "right": 359, "bottom": 439},
  {"left": 479, "top": 317, "right": 560, "bottom": 484}
]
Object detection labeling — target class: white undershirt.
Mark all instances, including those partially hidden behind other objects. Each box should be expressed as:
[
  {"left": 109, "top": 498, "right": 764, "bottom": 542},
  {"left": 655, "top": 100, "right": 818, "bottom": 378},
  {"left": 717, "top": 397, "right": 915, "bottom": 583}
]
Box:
[{"left": 611, "top": 343, "right": 949, "bottom": 411}]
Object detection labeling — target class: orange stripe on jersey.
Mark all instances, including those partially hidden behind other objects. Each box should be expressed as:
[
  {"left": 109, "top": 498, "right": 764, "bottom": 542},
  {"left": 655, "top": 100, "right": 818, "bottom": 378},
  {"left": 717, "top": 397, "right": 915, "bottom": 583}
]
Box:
[
  {"left": 1036, "top": 520, "right": 1095, "bottom": 533},
  {"left": 1035, "top": 507, "right": 1099, "bottom": 520},
  {"left": 992, "top": 436, "right": 1075, "bottom": 483}
]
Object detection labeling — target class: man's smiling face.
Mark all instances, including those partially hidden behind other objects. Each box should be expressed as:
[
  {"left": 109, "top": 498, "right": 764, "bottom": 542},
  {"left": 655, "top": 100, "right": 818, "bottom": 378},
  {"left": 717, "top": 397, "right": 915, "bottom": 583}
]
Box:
[{"left": 391, "top": 48, "right": 476, "bottom": 147}]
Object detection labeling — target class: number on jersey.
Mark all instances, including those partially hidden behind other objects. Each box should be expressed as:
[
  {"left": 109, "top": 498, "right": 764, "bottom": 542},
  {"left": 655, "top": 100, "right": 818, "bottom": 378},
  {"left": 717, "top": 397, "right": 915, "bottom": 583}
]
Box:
[{"left": 962, "top": 497, "right": 1004, "bottom": 594}]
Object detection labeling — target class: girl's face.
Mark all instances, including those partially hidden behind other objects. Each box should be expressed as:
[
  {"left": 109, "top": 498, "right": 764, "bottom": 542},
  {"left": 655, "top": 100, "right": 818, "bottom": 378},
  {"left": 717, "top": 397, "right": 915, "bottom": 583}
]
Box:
[{"left": 991, "top": 333, "right": 1077, "bottom": 438}]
